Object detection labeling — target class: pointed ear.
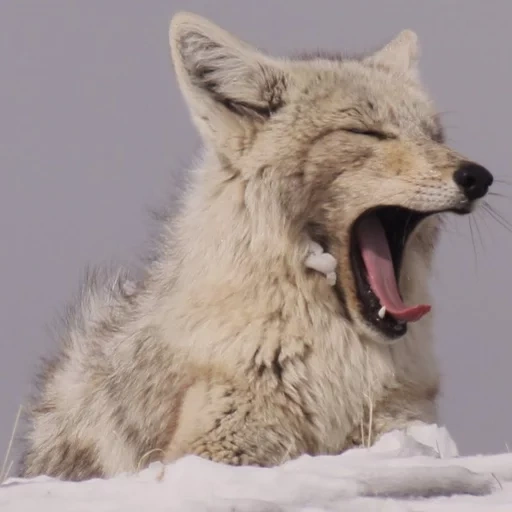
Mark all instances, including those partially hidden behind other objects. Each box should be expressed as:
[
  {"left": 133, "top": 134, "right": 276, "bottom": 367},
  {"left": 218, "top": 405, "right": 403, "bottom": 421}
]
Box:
[
  {"left": 365, "top": 30, "right": 420, "bottom": 78},
  {"left": 169, "top": 12, "right": 287, "bottom": 142}
]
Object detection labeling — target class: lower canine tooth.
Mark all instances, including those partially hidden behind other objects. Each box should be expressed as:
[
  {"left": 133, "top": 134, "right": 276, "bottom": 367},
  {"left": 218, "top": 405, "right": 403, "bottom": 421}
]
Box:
[{"left": 378, "top": 306, "right": 386, "bottom": 319}]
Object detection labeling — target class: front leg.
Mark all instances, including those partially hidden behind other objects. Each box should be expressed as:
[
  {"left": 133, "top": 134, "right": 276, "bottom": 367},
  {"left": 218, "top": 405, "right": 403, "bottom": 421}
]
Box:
[{"left": 164, "top": 380, "right": 308, "bottom": 467}]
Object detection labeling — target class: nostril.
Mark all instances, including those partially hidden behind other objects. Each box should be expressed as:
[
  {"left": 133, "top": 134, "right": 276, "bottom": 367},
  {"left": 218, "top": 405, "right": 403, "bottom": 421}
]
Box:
[
  {"left": 458, "top": 172, "right": 476, "bottom": 189},
  {"left": 453, "top": 162, "right": 493, "bottom": 201}
]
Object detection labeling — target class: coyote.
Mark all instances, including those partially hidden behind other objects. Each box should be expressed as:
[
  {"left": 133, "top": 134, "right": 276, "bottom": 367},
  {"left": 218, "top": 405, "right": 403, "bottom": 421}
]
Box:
[{"left": 20, "top": 12, "right": 493, "bottom": 480}]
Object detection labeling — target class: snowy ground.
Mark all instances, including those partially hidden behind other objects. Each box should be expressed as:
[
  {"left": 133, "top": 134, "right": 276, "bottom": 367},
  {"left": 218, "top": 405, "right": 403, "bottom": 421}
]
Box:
[{"left": 2, "top": 424, "right": 512, "bottom": 511}]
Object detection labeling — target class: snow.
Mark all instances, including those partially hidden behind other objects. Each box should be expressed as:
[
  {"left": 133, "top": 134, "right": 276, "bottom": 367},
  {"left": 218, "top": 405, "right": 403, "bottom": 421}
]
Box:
[{"left": 2, "top": 424, "right": 512, "bottom": 511}]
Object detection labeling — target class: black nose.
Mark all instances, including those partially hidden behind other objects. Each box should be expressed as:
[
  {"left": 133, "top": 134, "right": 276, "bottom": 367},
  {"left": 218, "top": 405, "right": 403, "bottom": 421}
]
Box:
[{"left": 453, "top": 162, "right": 493, "bottom": 200}]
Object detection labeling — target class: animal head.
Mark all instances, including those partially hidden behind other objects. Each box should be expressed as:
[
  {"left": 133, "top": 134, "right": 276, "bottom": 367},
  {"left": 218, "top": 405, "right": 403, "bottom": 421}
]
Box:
[{"left": 169, "top": 12, "right": 493, "bottom": 343}]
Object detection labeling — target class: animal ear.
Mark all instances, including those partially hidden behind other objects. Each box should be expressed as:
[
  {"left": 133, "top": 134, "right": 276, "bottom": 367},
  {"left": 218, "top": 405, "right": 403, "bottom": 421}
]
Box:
[
  {"left": 365, "top": 30, "right": 420, "bottom": 78},
  {"left": 169, "top": 12, "right": 287, "bottom": 141}
]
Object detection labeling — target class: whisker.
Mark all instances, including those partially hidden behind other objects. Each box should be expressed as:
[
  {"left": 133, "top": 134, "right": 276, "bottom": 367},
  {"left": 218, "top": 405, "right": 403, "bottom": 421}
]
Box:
[
  {"left": 468, "top": 217, "right": 478, "bottom": 270},
  {"left": 439, "top": 216, "right": 469, "bottom": 239},
  {"left": 473, "top": 215, "right": 485, "bottom": 253},
  {"left": 482, "top": 202, "right": 512, "bottom": 234},
  {"left": 475, "top": 207, "right": 492, "bottom": 237},
  {"left": 484, "top": 201, "right": 512, "bottom": 226},
  {"left": 494, "top": 178, "right": 512, "bottom": 186},
  {"left": 488, "top": 191, "right": 510, "bottom": 199},
  {"left": 439, "top": 226, "right": 466, "bottom": 238}
]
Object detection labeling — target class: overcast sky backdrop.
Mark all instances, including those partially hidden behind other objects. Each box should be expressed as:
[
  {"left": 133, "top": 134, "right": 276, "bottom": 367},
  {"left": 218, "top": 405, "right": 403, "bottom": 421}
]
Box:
[{"left": 1, "top": 1, "right": 511, "bottom": 468}]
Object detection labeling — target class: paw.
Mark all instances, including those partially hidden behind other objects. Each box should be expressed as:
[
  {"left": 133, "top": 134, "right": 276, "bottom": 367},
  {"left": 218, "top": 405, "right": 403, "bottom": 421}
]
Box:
[{"left": 305, "top": 241, "right": 337, "bottom": 286}]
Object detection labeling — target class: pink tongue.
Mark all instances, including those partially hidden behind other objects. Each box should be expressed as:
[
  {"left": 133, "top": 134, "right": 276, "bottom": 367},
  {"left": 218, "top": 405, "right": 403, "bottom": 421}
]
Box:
[{"left": 356, "top": 215, "right": 431, "bottom": 323}]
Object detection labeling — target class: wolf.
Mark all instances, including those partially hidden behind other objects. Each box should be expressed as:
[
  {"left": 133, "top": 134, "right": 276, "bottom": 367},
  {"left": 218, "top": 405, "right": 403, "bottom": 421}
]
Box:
[{"left": 20, "top": 12, "right": 493, "bottom": 480}]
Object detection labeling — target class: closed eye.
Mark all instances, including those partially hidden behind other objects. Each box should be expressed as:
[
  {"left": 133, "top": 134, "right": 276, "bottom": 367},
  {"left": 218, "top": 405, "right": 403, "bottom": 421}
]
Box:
[{"left": 343, "top": 127, "right": 391, "bottom": 140}]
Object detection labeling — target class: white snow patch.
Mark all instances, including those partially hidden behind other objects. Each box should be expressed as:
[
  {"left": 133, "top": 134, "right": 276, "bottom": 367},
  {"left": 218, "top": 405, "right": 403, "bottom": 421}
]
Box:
[
  {"left": 2, "top": 424, "right": 512, "bottom": 511},
  {"left": 305, "top": 241, "right": 337, "bottom": 286}
]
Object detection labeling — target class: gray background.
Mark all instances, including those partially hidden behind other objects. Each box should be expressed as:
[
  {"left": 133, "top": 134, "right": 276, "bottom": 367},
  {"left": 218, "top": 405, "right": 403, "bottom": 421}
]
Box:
[{"left": 1, "top": 1, "right": 511, "bottom": 470}]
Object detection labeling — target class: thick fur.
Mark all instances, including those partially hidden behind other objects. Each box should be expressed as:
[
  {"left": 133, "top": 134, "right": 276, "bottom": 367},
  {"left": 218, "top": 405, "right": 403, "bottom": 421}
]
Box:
[{"left": 20, "top": 13, "right": 485, "bottom": 480}]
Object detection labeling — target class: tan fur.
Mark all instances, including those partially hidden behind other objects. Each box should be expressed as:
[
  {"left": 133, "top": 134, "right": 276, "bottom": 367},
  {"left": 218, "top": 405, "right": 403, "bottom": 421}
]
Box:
[{"left": 20, "top": 13, "right": 488, "bottom": 480}]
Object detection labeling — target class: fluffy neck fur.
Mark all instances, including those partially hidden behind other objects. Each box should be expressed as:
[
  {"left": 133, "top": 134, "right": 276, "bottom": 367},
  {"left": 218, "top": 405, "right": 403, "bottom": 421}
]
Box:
[{"left": 142, "top": 149, "right": 439, "bottom": 403}]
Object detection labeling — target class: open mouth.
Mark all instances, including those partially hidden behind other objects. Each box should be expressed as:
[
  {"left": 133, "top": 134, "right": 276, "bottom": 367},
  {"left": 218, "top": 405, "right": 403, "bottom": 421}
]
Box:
[{"left": 350, "top": 206, "right": 434, "bottom": 339}]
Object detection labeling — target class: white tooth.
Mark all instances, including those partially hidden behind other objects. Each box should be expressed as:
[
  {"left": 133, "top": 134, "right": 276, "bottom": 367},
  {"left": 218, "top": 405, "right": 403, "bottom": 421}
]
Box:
[{"left": 378, "top": 306, "right": 386, "bottom": 319}]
